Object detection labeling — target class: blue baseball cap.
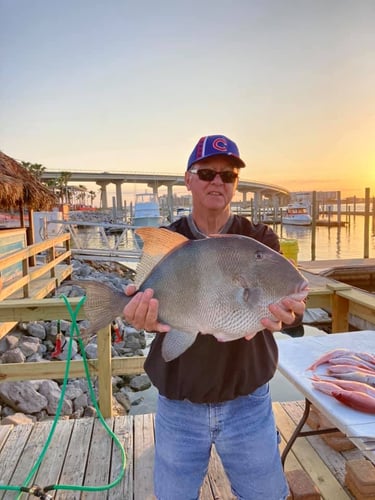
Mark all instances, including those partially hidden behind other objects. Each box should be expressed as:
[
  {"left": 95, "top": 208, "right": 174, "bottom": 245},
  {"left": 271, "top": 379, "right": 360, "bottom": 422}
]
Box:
[{"left": 187, "top": 135, "right": 246, "bottom": 170}]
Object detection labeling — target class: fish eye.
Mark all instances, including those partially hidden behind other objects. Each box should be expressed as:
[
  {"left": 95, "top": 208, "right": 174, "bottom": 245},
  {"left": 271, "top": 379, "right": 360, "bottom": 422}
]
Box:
[{"left": 243, "top": 287, "right": 251, "bottom": 302}]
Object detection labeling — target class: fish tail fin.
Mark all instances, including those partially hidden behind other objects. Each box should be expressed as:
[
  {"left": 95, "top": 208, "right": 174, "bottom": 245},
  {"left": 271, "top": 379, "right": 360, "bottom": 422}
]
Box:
[
  {"left": 71, "top": 280, "right": 129, "bottom": 336},
  {"left": 162, "top": 329, "right": 198, "bottom": 362}
]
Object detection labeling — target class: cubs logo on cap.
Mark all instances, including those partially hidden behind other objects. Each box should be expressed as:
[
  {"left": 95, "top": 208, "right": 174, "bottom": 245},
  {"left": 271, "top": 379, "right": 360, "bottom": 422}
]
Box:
[{"left": 187, "top": 135, "right": 246, "bottom": 170}]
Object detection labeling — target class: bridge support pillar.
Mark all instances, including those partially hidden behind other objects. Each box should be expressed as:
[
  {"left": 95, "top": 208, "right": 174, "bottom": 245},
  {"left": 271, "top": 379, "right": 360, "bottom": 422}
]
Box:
[
  {"left": 97, "top": 182, "right": 109, "bottom": 209},
  {"left": 253, "top": 191, "right": 262, "bottom": 222},
  {"left": 167, "top": 184, "right": 174, "bottom": 221},
  {"left": 115, "top": 182, "right": 123, "bottom": 210}
]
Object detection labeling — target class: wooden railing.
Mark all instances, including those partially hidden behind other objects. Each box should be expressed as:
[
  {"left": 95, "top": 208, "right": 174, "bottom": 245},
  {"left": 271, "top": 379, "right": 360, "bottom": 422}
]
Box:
[
  {"left": 306, "top": 280, "right": 375, "bottom": 332},
  {"left": 0, "top": 297, "right": 145, "bottom": 418},
  {"left": 0, "top": 230, "right": 72, "bottom": 339},
  {"left": 1, "top": 233, "right": 375, "bottom": 418}
]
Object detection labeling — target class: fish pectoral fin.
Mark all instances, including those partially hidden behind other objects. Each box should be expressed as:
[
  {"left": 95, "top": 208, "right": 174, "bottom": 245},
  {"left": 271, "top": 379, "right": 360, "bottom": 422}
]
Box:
[{"left": 161, "top": 329, "right": 198, "bottom": 362}]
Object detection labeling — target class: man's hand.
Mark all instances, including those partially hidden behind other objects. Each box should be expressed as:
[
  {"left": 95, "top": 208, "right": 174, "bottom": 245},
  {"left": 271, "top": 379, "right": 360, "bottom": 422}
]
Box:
[
  {"left": 123, "top": 285, "right": 170, "bottom": 333},
  {"left": 244, "top": 297, "right": 306, "bottom": 340}
]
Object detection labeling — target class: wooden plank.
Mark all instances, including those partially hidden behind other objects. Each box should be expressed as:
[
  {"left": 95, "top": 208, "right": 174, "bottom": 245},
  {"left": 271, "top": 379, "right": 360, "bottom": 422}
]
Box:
[
  {"left": 0, "top": 296, "right": 84, "bottom": 322},
  {"left": 284, "top": 402, "right": 349, "bottom": 486},
  {"left": 0, "top": 359, "right": 99, "bottom": 382},
  {"left": 97, "top": 326, "right": 113, "bottom": 418},
  {"left": 204, "top": 446, "right": 235, "bottom": 499},
  {"left": 29, "top": 419, "right": 74, "bottom": 499},
  {"left": 108, "top": 416, "right": 134, "bottom": 500},
  {"left": 0, "top": 234, "right": 70, "bottom": 272},
  {"left": 133, "top": 413, "right": 155, "bottom": 500},
  {"left": 332, "top": 293, "right": 350, "bottom": 332},
  {"left": 273, "top": 402, "right": 305, "bottom": 471},
  {"left": 280, "top": 401, "right": 351, "bottom": 499},
  {"left": 0, "top": 424, "right": 33, "bottom": 500},
  {"left": 0, "top": 425, "right": 12, "bottom": 450},
  {"left": 0, "top": 404, "right": 363, "bottom": 500},
  {"left": 29, "top": 252, "right": 71, "bottom": 282},
  {"left": 338, "top": 287, "right": 375, "bottom": 308},
  {"left": 0, "top": 265, "right": 71, "bottom": 302},
  {"left": 81, "top": 418, "right": 114, "bottom": 500},
  {"left": 349, "top": 301, "right": 375, "bottom": 325},
  {"left": 200, "top": 475, "right": 215, "bottom": 499},
  {"left": 56, "top": 418, "right": 94, "bottom": 500},
  {"left": 2, "top": 422, "right": 52, "bottom": 500},
  {"left": 0, "top": 356, "right": 145, "bottom": 383},
  {"left": 0, "top": 265, "right": 72, "bottom": 340}
]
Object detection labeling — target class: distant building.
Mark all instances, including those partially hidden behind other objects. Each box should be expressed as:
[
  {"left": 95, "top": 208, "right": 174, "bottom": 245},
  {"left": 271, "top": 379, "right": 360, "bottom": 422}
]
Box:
[{"left": 291, "top": 191, "right": 340, "bottom": 205}]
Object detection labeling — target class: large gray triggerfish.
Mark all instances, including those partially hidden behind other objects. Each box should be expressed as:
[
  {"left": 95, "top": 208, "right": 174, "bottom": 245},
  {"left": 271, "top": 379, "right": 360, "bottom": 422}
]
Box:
[{"left": 76, "top": 227, "right": 309, "bottom": 361}]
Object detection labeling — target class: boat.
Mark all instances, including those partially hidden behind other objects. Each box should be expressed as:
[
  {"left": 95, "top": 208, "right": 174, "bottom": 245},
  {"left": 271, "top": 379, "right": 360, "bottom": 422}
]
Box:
[
  {"left": 282, "top": 202, "right": 312, "bottom": 226},
  {"left": 132, "top": 193, "right": 164, "bottom": 228},
  {"left": 131, "top": 193, "right": 164, "bottom": 247},
  {"left": 172, "top": 206, "right": 191, "bottom": 221}
]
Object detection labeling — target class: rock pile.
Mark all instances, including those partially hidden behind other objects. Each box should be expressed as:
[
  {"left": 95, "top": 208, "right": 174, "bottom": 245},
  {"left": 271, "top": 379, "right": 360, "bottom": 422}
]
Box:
[{"left": 0, "top": 259, "right": 153, "bottom": 425}]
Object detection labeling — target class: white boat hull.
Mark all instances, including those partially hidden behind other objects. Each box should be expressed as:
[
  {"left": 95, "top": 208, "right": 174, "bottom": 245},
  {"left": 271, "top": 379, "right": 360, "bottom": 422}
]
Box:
[
  {"left": 282, "top": 217, "right": 312, "bottom": 226},
  {"left": 132, "top": 216, "right": 164, "bottom": 227}
]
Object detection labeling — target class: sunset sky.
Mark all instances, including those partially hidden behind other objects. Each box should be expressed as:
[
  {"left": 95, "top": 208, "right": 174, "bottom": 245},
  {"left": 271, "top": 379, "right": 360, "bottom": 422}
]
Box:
[{"left": 1, "top": 0, "right": 374, "bottom": 201}]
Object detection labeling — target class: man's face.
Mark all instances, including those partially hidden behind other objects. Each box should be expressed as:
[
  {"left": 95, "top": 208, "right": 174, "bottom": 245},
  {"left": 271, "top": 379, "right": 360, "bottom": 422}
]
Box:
[{"left": 185, "top": 156, "right": 239, "bottom": 212}]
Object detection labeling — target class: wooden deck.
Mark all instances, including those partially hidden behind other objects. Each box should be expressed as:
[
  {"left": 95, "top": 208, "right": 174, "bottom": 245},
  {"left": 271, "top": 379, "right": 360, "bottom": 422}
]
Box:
[{"left": 0, "top": 401, "right": 363, "bottom": 499}]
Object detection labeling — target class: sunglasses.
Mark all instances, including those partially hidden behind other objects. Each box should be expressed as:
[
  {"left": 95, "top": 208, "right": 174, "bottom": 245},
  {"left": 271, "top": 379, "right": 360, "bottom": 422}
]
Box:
[{"left": 189, "top": 168, "right": 238, "bottom": 183}]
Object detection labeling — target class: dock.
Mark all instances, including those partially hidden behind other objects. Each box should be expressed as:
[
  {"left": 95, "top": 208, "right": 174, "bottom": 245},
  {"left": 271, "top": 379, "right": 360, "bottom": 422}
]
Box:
[
  {"left": 2, "top": 232, "right": 375, "bottom": 499},
  {"left": 300, "top": 258, "right": 375, "bottom": 294},
  {"left": 0, "top": 402, "right": 362, "bottom": 499}
]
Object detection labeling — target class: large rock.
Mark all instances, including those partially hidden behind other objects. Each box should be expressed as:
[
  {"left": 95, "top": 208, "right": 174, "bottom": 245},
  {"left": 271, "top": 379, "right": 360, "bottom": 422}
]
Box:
[
  {"left": 38, "top": 380, "right": 73, "bottom": 415},
  {"left": 1, "top": 347, "right": 26, "bottom": 363},
  {"left": 27, "top": 322, "right": 46, "bottom": 340},
  {"left": 0, "top": 381, "right": 47, "bottom": 413},
  {"left": 129, "top": 374, "right": 151, "bottom": 391},
  {"left": 1, "top": 413, "right": 34, "bottom": 425}
]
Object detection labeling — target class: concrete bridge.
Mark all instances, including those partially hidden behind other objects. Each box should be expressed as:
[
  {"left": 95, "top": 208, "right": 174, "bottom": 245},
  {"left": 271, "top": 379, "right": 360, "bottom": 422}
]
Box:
[{"left": 42, "top": 170, "right": 290, "bottom": 211}]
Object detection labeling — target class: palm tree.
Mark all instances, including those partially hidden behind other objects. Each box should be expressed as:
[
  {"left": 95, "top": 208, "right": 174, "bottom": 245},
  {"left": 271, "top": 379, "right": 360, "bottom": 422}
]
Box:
[
  {"left": 56, "top": 171, "right": 72, "bottom": 205},
  {"left": 22, "top": 162, "right": 46, "bottom": 181},
  {"left": 78, "top": 184, "right": 88, "bottom": 206},
  {"left": 45, "top": 178, "right": 59, "bottom": 197},
  {"left": 89, "top": 190, "right": 96, "bottom": 207}
]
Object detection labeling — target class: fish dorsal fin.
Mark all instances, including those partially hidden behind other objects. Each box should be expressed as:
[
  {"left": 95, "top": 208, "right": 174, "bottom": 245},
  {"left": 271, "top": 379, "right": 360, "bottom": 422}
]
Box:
[{"left": 134, "top": 227, "right": 189, "bottom": 288}]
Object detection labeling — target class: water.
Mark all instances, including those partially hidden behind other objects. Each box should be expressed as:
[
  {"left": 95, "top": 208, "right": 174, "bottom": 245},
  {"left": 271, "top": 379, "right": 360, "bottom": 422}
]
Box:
[
  {"left": 70, "top": 213, "right": 375, "bottom": 262},
  {"left": 274, "top": 214, "right": 375, "bottom": 261}
]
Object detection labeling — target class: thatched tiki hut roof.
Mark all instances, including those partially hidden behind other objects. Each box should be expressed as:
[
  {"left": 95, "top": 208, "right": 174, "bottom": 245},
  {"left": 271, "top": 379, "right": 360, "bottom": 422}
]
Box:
[
  {"left": 0, "top": 152, "right": 58, "bottom": 255},
  {"left": 0, "top": 151, "right": 56, "bottom": 210}
]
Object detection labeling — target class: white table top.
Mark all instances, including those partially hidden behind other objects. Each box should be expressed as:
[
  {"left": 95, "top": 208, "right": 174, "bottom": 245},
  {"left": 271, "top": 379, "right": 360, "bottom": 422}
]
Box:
[{"left": 277, "top": 330, "right": 375, "bottom": 443}]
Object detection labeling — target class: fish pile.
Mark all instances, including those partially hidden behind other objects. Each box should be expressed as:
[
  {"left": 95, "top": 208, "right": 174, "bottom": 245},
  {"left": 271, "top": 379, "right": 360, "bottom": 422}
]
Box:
[
  {"left": 75, "top": 227, "right": 309, "bottom": 362},
  {"left": 307, "top": 348, "right": 375, "bottom": 414}
]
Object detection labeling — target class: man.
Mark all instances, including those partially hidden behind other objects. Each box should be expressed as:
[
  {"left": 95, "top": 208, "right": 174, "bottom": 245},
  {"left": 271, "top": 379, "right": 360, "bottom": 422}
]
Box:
[{"left": 124, "top": 135, "right": 305, "bottom": 500}]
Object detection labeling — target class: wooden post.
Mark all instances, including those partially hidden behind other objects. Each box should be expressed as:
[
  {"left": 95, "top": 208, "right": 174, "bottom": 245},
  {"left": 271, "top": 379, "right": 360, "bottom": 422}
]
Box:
[
  {"left": 364, "top": 187, "right": 370, "bottom": 259},
  {"left": 331, "top": 293, "right": 349, "bottom": 332},
  {"left": 97, "top": 324, "right": 113, "bottom": 418},
  {"left": 22, "top": 254, "right": 30, "bottom": 298},
  {"left": 28, "top": 208, "right": 36, "bottom": 266},
  {"left": 337, "top": 191, "right": 341, "bottom": 227},
  {"left": 311, "top": 191, "right": 317, "bottom": 261}
]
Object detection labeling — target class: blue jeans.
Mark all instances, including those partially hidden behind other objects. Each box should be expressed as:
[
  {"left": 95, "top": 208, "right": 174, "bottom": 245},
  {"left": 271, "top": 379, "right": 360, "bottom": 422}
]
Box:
[{"left": 154, "top": 384, "right": 289, "bottom": 500}]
